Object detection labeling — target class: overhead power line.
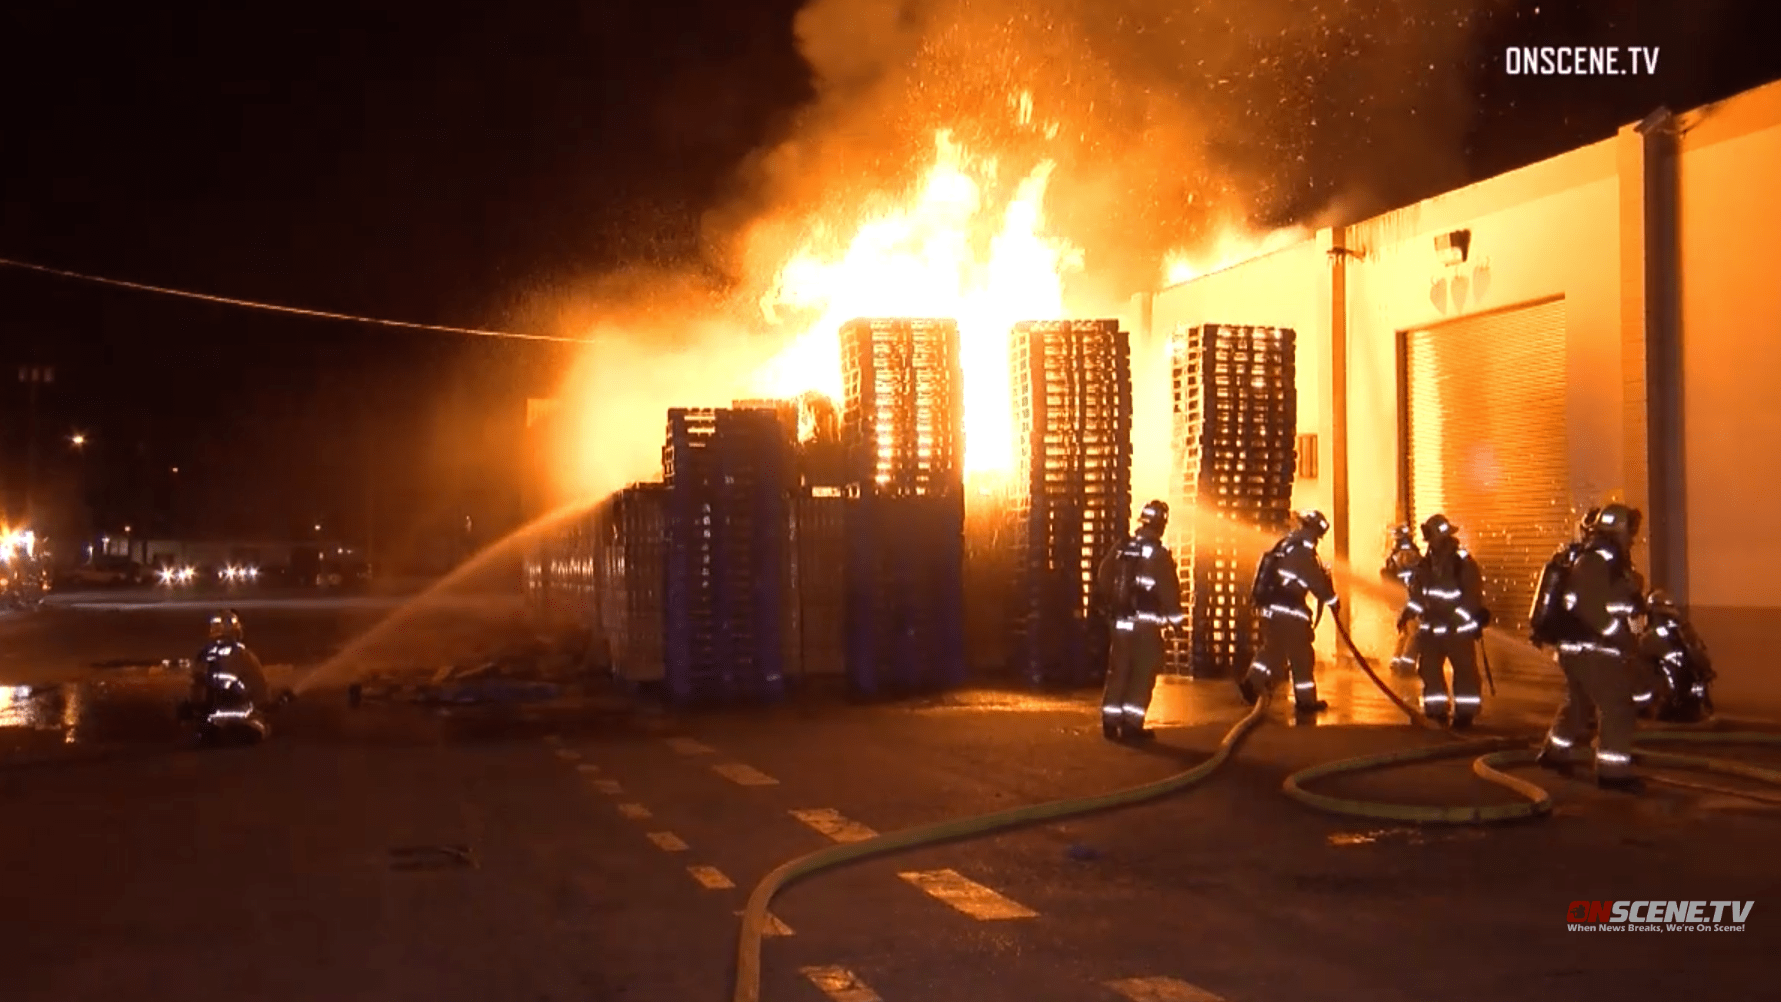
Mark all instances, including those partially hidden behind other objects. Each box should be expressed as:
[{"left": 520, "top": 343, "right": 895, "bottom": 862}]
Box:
[{"left": 0, "top": 254, "right": 591, "bottom": 344}]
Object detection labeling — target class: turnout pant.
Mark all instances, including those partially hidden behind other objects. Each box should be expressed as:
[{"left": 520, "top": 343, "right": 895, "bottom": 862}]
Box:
[
  {"left": 1244, "top": 614, "right": 1319, "bottom": 707},
  {"left": 1102, "top": 621, "right": 1164, "bottom": 732},
  {"left": 1416, "top": 632, "right": 1482, "bottom": 720},
  {"left": 1543, "top": 649, "right": 1638, "bottom": 780},
  {"left": 1390, "top": 627, "right": 1420, "bottom": 676}
]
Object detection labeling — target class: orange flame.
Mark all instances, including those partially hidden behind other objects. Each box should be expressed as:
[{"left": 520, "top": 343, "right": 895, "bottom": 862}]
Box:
[
  {"left": 1162, "top": 223, "right": 1312, "bottom": 286},
  {"left": 752, "top": 129, "right": 1083, "bottom": 477}
]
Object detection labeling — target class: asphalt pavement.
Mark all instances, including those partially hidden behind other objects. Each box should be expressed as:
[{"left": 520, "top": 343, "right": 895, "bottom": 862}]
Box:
[{"left": 2, "top": 597, "right": 1779, "bottom": 1002}]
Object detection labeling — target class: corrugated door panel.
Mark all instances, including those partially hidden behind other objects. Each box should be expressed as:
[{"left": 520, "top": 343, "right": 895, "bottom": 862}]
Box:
[{"left": 1407, "top": 299, "right": 1570, "bottom": 634}]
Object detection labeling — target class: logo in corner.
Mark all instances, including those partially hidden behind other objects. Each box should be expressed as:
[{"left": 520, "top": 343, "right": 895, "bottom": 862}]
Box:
[{"left": 1567, "top": 901, "right": 1592, "bottom": 922}]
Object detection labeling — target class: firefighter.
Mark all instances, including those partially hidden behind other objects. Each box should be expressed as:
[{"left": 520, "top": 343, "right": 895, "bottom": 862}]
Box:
[
  {"left": 1532, "top": 503, "right": 1647, "bottom": 792},
  {"left": 1637, "top": 589, "right": 1716, "bottom": 723},
  {"left": 1240, "top": 510, "right": 1338, "bottom": 714},
  {"left": 1399, "top": 514, "right": 1490, "bottom": 727},
  {"left": 1382, "top": 524, "right": 1421, "bottom": 675},
  {"left": 1094, "top": 499, "right": 1185, "bottom": 741}
]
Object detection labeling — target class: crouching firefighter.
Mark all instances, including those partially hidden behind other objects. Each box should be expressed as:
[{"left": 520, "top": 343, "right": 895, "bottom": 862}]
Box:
[
  {"left": 1094, "top": 500, "right": 1185, "bottom": 741},
  {"left": 178, "top": 609, "right": 277, "bottom": 745},
  {"left": 1528, "top": 503, "right": 1647, "bottom": 792},
  {"left": 1400, "top": 514, "right": 1490, "bottom": 728},
  {"left": 1636, "top": 589, "right": 1716, "bottom": 723},
  {"left": 1241, "top": 510, "right": 1339, "bottom": 715},
  {"left": 1382, "top": 523, "right": 1422, "bottom": 675}
]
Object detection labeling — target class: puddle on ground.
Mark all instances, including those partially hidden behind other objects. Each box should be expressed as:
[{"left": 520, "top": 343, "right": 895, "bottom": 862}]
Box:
[{"left": 1326, "top": 826, "right": 1487, "bottom": 847}]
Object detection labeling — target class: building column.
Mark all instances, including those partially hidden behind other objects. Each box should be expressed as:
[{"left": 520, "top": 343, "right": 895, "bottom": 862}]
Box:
[{"left": 1617, "top": 111, "right": 1687, "bottom": 601}]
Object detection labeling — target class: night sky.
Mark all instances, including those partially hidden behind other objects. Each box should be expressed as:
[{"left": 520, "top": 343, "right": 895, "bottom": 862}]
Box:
[{"left": 1, "top": 0, "right": 1776, "bottom": 566}]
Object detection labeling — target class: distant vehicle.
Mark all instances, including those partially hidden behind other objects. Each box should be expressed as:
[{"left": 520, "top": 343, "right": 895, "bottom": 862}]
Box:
[
  {"left": 63, "top": 557, "right": 145, "bottom": 587},
  {"left": 155, "top": 564, "right": 199, "bottom": 587},
  {"left": 219, "top": 563, "right": 261, "bottom": 585},
  {"left": 315, "top": 559, "right": 372, "bottom": 590}
]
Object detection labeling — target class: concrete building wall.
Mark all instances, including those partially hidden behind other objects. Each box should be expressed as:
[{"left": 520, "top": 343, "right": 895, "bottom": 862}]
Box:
[
  {"left": 1138, "top": 75, "right": 1781, "bottom": 713},
  {"left": 1343, "top": 138, "right": 1625, "bottom": 551},
  {"left": 1673, "top": 80, "right": 1781, "bottom": 710}
]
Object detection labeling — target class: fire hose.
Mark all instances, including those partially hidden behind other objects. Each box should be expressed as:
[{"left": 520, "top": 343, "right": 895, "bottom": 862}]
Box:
[{"left": 731, "top": 613, "right": 1781, "bottom": 1002}]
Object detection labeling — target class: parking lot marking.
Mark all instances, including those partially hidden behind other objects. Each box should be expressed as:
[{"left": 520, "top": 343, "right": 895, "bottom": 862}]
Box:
[
  {"left": 790, "top": 808, "right": 878, "bottom": 844},
  {"left": 734, "top": 910, "right": 794, "bottom": 936},
  {"left": 1105, "top": 977, "right": 1227, "bottom": 1002},
  {"left": 712, "top": 763, "right": 779, "bottom": 786},
  {"left": 647, "top": 831, "right": 689, "bottom": 852},
  {"left": 575, "top": 764, "right": 600, "bottom": 774},
  {"left": 617, "top": 803, "right": 652, "bottom": 820},
  {"left": 553, "top": 748, "right": 582, "bottom": 762},
  {"left": 590, "top": 779, "right": 623, "bottom": 795},
  {"left": 687, "top": 865, "right": 734, "bottom": 890},
  {"left": 542, "top": 735, "right": 563, "bottom": 746},
  {"left": 897, "top": 869, "right": 1038, "bottom": 920},
  {"left": 801, "top": 966, "right": 881, "bottom": 1002},
  {"left": 666, "top": 738, "right": 716, "bottom": 755}
]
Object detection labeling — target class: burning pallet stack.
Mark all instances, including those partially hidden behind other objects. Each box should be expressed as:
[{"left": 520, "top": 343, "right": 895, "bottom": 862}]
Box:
[
  {"left": 661, "top": 408, "right": 792, "bottom": 703},
  {"left": 598, "top": 483, "right": 667, "bottom": 685},
  {"left": 839, "top": 318, "right": 968, "bottom": 697},
  {"left": 1167, "top": 324, "right": 1298, "bottom": 678},
  {"left": 1007, "top": 320, "right": 1133, "bottom": 687}
]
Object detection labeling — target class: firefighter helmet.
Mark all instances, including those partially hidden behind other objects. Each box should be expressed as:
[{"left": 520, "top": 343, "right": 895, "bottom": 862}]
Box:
[
  {"left": 1593, "top": 502, "right": 1642, "bottom": 542},
  {"left": 1138, "top": 499, "right": 1169, "bottom": 534},
  {"left": 1420, "top": 512, "right": 1457, "bottom": 545},
  {"left": 1296, "top": 510, "right": 1331, "bottom": 541},
  {"left": 208, "top": 609, "right": 244, "bottom": 641}
]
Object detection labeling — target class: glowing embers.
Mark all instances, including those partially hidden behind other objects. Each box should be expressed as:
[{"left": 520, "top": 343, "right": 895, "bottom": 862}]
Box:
[
  {"left": 1007, "top": 320, "right": 1134, "bottom": 688},
  {"left": 1169, "top": 324, "right": 1299, "bottom": 679}
]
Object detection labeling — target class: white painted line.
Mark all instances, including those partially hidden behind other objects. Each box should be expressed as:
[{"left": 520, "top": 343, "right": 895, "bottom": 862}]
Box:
[
  {"left": 790, "top": 808, "right": 878, "bottom": 844},
  {"left": 800, "top": 965, "right": 881, "bottom": 1002},
  {"left": 734, "top": 909, "right": 794, "bottom": 936},
  {"left": 712, "top": 762, "right": 779, "bottom": 786},
  {"left": 591, "top": 779, "right": 623, "bottom": 795},
  {"left": 688, "top": 865, "right": 734, "bottom": 889},
  {"left": 1105, "top": 977, "right": 1227, "bottom": 1002},
  {"left": 542, "top": 735, "right": 563, "bottom": 746},
  {"left": 898, "top": 869, "right": 1038, "bottom": 920},
  {"left": 647, "top": 831, "right": 689, "bottom": 852},
  {"left": 666, "top": 737, "right": 716, "bottom": 755},
  {"left": 617, "top": 803, "right": 652, "bottom": 820},
  {"left": 575, "top": 763, "right": 600, "bottom": 774},
  {"left": 554, "top": 748, "right": 582, "bottom": 761}
]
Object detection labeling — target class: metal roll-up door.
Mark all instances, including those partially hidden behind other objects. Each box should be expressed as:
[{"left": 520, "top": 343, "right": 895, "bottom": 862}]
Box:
[{"left": 1405, "top": 298, "right": 1570, "bottom": 633}]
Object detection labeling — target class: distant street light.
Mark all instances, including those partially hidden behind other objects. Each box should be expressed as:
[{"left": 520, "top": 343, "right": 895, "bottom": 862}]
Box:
[
  {"left": 170, "top": 466, "right": 179, "bottom": 474},
  {"left": 70, "top": 432, "right": 87, "bottom": 448},
  {"left": 314, "top": 523, "right": 322, "bottom": 533}
]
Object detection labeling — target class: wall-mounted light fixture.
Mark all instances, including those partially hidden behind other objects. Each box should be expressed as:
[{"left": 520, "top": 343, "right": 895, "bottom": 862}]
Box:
[{"left": 1434, "top": 229, "right": 1471, "bottom": 266}]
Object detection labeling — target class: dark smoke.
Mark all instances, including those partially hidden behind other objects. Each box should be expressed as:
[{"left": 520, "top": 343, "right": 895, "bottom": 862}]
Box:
[{"left": 713, "top": 0, "right": 1509, "bottom": 306}]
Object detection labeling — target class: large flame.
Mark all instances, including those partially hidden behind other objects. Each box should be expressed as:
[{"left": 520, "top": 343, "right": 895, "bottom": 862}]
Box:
[
  {"left": 1162, "top": 224, "right": 1312, "bottom": 286},
  {"left": 752, "top": 129, "right": 1083, "bottom": 476}
]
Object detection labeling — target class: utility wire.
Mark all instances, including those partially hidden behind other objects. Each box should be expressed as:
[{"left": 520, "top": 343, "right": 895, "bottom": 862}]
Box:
[{"left": 0, "top": 254, "right": 592, "bottom": 344}]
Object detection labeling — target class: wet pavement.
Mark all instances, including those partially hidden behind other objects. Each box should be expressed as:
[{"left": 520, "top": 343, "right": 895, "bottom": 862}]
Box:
[{"left": 3, "top": 597, "right": 1780, "bottom": 1002}]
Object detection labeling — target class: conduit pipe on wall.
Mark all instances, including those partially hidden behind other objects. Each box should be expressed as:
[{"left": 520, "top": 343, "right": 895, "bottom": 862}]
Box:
[{"left": 1635, "top": 107, "right": 1688, "bottom": 605}]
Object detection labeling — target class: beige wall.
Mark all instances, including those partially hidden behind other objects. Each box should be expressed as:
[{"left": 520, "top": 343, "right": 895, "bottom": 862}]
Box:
[
  {"left": 1343, "top": 138, "right": 1625, "bottom": 545},
  {"left": 1144, "top": 239, "right": 1333, "bottom": 521},
  {"left": 1675, "top": 79, "right": 1781, "bottom": 711}
]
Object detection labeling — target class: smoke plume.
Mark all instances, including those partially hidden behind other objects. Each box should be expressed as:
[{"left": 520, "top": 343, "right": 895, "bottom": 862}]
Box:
[
  {"left": 517, "top": 267, "right": 779, "bottom": 505},
  {"left": 713, "top": 0, "right": 1507, "bottom": 307}
]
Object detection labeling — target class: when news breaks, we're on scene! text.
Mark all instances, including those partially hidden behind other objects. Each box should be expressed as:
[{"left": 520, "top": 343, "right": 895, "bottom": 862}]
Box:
[
  {"left": 1505, "top": 45, "right": 1661, "bottom": 75},
  {"left": 1567, "top": 900, "right": 1753, "bottom": 933}
]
